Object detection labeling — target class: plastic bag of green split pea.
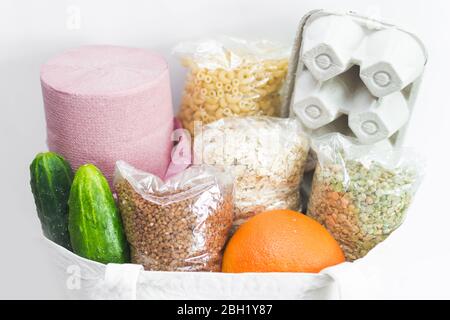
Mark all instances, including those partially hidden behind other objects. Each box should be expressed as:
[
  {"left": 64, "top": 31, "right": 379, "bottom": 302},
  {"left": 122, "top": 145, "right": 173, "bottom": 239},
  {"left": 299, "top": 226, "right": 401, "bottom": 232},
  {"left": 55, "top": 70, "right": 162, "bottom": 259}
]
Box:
[{"left": 307, "top": 134, "right": 425, "bottom": 262}]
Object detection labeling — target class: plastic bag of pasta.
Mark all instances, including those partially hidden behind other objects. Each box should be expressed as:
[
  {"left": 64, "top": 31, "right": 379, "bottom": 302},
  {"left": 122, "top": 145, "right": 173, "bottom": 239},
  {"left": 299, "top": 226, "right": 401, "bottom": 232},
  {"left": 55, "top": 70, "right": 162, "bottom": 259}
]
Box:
[
  {"left": 174, "top": 37, "right": 291, "bottom": 134},
  {"left": 307, "top": 134, "right": 424, "bottom": 261}
]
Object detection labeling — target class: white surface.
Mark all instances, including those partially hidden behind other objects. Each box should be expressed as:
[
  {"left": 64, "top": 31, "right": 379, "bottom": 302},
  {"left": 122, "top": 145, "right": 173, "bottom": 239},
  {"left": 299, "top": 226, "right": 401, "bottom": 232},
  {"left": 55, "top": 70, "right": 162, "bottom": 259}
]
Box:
[{"left": 0, "top": 0, "right": 449, "bottom": 299}]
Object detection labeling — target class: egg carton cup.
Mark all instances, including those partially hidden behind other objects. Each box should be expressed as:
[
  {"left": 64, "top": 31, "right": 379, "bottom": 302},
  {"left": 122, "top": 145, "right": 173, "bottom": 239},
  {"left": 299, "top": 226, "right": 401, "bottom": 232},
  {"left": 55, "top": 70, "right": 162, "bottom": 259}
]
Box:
[{"left": 282, "top": 10, "right": 427, "bottom": 146}]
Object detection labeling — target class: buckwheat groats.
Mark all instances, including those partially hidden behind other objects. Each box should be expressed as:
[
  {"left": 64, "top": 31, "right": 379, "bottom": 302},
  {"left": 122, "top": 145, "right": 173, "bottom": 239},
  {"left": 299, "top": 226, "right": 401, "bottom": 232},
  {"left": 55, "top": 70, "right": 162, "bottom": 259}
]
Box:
[
  {"left": 307, "top": 134, "right": 423, "bottom": 261},
  {"left": 194, "top": 117, "right": 309, "bottom": 230},
  {"left": 174, "top": 38, "right": 290, "bottom": 134},
  {"left": 114, "top": 161, "right": 233, "bottom": 271}
]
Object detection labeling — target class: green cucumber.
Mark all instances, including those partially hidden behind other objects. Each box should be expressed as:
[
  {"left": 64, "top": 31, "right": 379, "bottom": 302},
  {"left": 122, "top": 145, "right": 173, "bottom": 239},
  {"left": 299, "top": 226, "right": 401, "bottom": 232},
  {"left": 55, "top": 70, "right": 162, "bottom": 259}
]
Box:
[
  {"left": 68, "top": 164, "right": 129, "bottom": 264},
  {"left": 30, "top": 152, "right": 73, "bottom": 250}
]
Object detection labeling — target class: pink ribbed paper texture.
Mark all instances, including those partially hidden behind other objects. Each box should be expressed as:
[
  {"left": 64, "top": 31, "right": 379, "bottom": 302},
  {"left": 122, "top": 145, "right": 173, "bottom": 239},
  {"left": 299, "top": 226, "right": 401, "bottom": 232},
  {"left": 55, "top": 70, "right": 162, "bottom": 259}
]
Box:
[{"left": 40, "top": 45, "right": 174, "bottom": 183}]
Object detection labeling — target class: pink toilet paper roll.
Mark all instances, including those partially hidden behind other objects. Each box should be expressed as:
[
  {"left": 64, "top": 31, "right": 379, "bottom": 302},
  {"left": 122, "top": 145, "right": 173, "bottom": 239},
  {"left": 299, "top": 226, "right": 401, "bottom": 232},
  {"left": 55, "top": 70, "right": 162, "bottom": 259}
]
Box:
[{"left": 41, "top": 45, "right": 174, "bottom": 183}]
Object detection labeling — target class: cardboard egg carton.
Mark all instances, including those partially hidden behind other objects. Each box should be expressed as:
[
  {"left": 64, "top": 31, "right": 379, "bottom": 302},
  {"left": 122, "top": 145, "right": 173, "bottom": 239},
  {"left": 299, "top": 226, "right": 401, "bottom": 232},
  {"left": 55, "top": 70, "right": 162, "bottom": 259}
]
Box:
[{"left": 282, "top": 10, "right": 427, "bottom": 146}]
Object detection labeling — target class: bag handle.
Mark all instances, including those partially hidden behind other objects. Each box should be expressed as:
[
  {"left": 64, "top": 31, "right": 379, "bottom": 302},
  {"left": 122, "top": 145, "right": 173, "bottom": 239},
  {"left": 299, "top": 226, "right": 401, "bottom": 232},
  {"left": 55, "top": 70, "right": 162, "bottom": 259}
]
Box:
[
  {"left": 321, "top": 262, "right": 373, "bottom": 299},
  {"left": 103, "top": 263, "right": 143, "bottom": 300}
]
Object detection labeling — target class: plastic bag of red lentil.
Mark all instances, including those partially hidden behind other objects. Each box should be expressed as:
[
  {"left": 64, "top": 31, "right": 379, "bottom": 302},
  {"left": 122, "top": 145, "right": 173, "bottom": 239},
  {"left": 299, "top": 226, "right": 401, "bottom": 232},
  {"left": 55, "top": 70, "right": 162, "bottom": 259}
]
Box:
[{"left": 114, "top": 160, "right": 234, "bottom": 272}]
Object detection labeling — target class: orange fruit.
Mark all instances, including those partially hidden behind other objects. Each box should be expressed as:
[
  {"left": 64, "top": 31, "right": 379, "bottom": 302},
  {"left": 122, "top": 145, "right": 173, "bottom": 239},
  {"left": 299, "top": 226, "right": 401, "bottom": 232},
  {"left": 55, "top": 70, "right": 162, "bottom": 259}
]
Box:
[{"left": 222, "top": 210, "right": 345, "bottom": 273}]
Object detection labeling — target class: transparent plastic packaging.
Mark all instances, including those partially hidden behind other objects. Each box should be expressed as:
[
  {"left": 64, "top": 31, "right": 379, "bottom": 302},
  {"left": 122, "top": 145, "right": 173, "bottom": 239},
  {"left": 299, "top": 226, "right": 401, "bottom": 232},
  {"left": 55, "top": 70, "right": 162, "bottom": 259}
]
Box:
[
  {"left": 307, "top": 134, "right": 424, "bottom": 261},
  {"left": 194, "top": 116, "right": 310, "bottom": 230},
  {"left": 114, "top": 161, "right": 234, "bottom": 272},
  {"left": 174, "top": 37, "right": 291, "bottom": 134}
]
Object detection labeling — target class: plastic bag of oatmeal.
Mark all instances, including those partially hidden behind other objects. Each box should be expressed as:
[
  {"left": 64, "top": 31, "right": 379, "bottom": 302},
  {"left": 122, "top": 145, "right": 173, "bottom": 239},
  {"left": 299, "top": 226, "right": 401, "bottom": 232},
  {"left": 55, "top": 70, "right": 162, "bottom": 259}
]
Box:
[{"left": 194, "top": 116, "right": 309, "bottom": 231}]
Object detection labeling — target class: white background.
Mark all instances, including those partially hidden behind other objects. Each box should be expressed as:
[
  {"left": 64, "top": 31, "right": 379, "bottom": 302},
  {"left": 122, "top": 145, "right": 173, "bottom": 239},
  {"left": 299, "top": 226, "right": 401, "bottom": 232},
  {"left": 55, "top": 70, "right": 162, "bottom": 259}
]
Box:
[{"left": 1, "top": 0, "right": 449, "bottom": 299}]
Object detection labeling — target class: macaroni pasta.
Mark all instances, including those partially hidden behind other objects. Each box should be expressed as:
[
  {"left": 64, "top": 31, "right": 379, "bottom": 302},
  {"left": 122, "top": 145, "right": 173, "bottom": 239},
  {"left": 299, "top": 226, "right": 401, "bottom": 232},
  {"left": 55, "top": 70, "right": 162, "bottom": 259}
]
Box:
[{"left": 178, "top": 57, "right": 289, "bottom": 134}]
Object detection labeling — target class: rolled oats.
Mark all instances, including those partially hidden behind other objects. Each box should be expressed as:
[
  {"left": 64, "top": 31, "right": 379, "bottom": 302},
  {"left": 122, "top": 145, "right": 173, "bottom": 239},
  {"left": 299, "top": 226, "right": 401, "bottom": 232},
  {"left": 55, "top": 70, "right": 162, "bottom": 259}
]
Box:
[{"left": 194, "top": 116, "right": 309, "bottom": 230}]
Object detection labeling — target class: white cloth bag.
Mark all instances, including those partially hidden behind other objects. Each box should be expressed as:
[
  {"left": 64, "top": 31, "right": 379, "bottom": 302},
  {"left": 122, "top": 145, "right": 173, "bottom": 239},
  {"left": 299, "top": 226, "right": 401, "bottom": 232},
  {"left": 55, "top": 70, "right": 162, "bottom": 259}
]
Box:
[{"left": 41, "top": 236, "right": 380, "bottom": 300}]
